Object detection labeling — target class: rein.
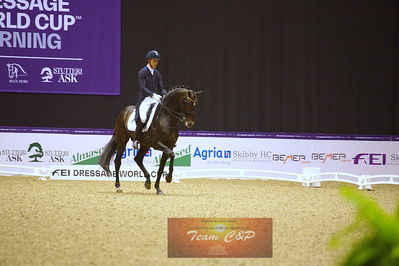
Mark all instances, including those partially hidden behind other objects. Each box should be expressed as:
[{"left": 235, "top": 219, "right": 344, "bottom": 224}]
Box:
[{"left": 159, "top": 102, "right": 187, "bottom": 122}]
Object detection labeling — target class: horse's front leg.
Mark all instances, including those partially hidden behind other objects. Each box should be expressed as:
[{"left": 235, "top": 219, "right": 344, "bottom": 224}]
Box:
[
  {"left": 155, "top": 152, "right": 168, "bottom": 195},
  {"left": 165, "top": 155, "right": 174, "bottom": 183}
]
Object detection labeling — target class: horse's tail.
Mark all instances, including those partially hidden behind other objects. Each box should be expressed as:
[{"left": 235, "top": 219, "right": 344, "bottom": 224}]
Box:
[{"left": 99, "top": 133, "right": 117, "bottom": 176}]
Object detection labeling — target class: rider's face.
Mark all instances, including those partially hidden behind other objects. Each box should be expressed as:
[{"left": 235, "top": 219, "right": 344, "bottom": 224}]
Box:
[{"left": 149, "top": 59, "right": 159, "bottom": 69}]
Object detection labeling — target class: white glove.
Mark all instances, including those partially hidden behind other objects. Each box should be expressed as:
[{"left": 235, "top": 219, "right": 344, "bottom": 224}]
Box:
[{"left": 152, "top": 93, "right": 162, "bottom": 101}]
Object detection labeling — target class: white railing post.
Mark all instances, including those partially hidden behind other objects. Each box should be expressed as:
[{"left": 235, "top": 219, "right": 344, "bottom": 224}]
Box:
[
  {"left": 172, "top": 168, "right": 181, "bottom": 183},
  {"left": 358, "top": 175, "right": 373, "bottom": 190},
  {"left": 302, "top": 167, "right": 321, "bottom": 187}
]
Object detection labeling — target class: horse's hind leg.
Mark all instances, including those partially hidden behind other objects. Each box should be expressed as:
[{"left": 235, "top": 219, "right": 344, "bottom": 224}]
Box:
[
  {"left": 114, "top": 141, "right": 127, "bottom": 192},
  {"left": 155, "top": 152, "right": 168, "bottom": 195},
  {"left": 134, "top": 146, "right": 151, "bottom": 190}
]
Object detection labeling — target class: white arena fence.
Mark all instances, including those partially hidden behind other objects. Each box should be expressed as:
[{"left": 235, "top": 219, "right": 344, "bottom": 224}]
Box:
[
  {"left": 0, "top": 164, "right": 48, "bottom": 180},
  {"left": 1, "top": 164, "right": 398, "bottom": 190}
]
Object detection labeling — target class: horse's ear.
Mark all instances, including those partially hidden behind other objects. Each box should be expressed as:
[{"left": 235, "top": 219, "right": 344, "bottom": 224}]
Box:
[{"left": 195, "top": 90, "right": 204, "bottom": 95}]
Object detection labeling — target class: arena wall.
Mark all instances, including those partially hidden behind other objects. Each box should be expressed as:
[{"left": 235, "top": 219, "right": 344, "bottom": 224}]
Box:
[{"left": 1, "top": 126, "right": 398, "bottom": 188}]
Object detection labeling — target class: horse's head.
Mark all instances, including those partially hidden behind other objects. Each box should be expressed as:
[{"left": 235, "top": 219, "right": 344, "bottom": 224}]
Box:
[
  {"left": 163, "top": 86, "right": 203, "bottom": 128},
  {"left": 181, "top": 89, "right": 203, "bottom": 128}
]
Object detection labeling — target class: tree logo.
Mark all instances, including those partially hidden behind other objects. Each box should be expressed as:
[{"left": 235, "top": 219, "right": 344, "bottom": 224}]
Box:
[
  {"left": 40, "top": 67, "right": 53, "bottom": 82},
  {"left": 28, "top": 142, "right": 44, "bottom": 162}
]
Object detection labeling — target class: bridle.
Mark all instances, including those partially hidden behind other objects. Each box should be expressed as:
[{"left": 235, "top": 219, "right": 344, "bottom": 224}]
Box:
[{"left": 159, "top": 95, "right": 197, "bottom": 122}]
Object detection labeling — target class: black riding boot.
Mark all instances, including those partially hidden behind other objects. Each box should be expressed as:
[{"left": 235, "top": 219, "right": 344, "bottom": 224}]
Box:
[{"left": 133, "top": 120, "right": 144, "bottom": 149}]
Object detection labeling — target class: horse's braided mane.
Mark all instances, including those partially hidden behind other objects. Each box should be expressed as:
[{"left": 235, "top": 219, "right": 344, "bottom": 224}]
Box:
[
  {"left": 169, "top": 84, "right": 190, "bottom": 92},
  {"left": 164, "top": 85, "right": 190, "bottom": 99}
]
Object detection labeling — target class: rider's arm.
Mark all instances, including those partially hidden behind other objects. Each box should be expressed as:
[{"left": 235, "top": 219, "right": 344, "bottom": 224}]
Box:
[
  {"left": 138, "top": 69, "right": 155, "bottom": 97},
  {"left": 158, "top": 72, "right": 167, "bottom": 96}
]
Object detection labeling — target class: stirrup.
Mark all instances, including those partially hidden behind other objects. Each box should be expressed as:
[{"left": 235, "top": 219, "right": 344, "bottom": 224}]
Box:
[{"left": 132, "top": 140, "right": 139, "bottom": 149}]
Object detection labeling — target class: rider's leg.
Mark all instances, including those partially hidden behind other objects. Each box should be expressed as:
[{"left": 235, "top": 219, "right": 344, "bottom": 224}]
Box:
[
  {"left": 132, "top": 96, "right": 154, "bottom": 149},
  {"left": 132, "top": 118, "right": 144, "bottom": 149}
]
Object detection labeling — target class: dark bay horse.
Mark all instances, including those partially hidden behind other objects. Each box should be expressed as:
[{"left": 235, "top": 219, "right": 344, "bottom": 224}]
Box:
[{"left": 99, "top": 86, "right": 202, "bottom": 194}]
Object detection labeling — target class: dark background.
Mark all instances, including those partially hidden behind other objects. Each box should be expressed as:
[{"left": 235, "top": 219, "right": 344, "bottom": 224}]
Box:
[{"left": 1, "top": 0, "right": 398, "bottom": 135}]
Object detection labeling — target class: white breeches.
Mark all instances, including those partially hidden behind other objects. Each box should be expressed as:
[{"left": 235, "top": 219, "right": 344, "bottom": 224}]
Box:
[{"left": 139, "top": 96, "right": 160, "bottom": 123}]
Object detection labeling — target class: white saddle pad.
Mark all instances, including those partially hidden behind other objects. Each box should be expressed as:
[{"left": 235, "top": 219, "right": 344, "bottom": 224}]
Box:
[{"left": 127, "top": 103, "right": 159, "bottom": 132}]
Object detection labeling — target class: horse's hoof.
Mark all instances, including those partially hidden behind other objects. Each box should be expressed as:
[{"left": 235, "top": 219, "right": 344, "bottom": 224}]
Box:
[
  {"left": 156, "top": 190, "right": 164, "bottom": 195},
  {"left": 145, "top": 181, "right": 151, "bottom": 190},
  {"left": 116, "top": 188, "right": 123, "bottom": 193},
  {"left": 165, "top": 173, "right": 172, "bottom": 183}
]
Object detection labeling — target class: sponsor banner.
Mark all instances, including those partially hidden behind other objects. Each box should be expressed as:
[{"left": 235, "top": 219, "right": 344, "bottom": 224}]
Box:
[
  {"left": 168, "top": 218, "right": 272, "bottom": 258},
  {"left": 0, "top": 132, "right": 156, "bottom": 166},
  {"left": 0, "top": 0, "right": 120, "bottom": 95},
  {"left": 181, "top": 137, "right": 312, "bottom": 173},
  {"left": 309, "top": 140, "right": 399, "bottom": 173},
  {"left": 0, "top": 130, "right": 398, "bottom": 180}
]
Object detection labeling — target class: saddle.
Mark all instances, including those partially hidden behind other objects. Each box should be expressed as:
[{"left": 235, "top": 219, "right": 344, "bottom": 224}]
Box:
[{"left": 127, "top": 103, "right": 159, "bottom": 132}]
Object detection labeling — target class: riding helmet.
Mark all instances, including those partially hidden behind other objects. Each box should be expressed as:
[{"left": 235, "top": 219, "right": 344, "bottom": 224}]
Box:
[{"left": 146, "top": 50, "right": 161, "bottom": 60}]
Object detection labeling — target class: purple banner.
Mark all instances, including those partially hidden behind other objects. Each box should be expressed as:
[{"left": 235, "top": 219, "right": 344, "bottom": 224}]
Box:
[
  {"left": 0, "top": 0, "right": 120, "bottom": 95},
  {"left": 1, "top": 126, "right": 398, "bottom": 141}
]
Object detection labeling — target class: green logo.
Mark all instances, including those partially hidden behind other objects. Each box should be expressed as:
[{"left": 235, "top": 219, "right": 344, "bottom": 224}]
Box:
[
  {"left": 154, "top": 145, "right": 191, "bottom": 167},
  {"left": 28, "top": 142, "right": 44, "bottom": 162},
  {"left": 72, "top": 147, "right": 104, "bottom": 165}
]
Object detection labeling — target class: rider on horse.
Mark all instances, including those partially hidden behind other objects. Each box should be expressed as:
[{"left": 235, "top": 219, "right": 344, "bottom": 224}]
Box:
[{"left": 132, "top": 50, "right": 167, "bottom": 149}]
